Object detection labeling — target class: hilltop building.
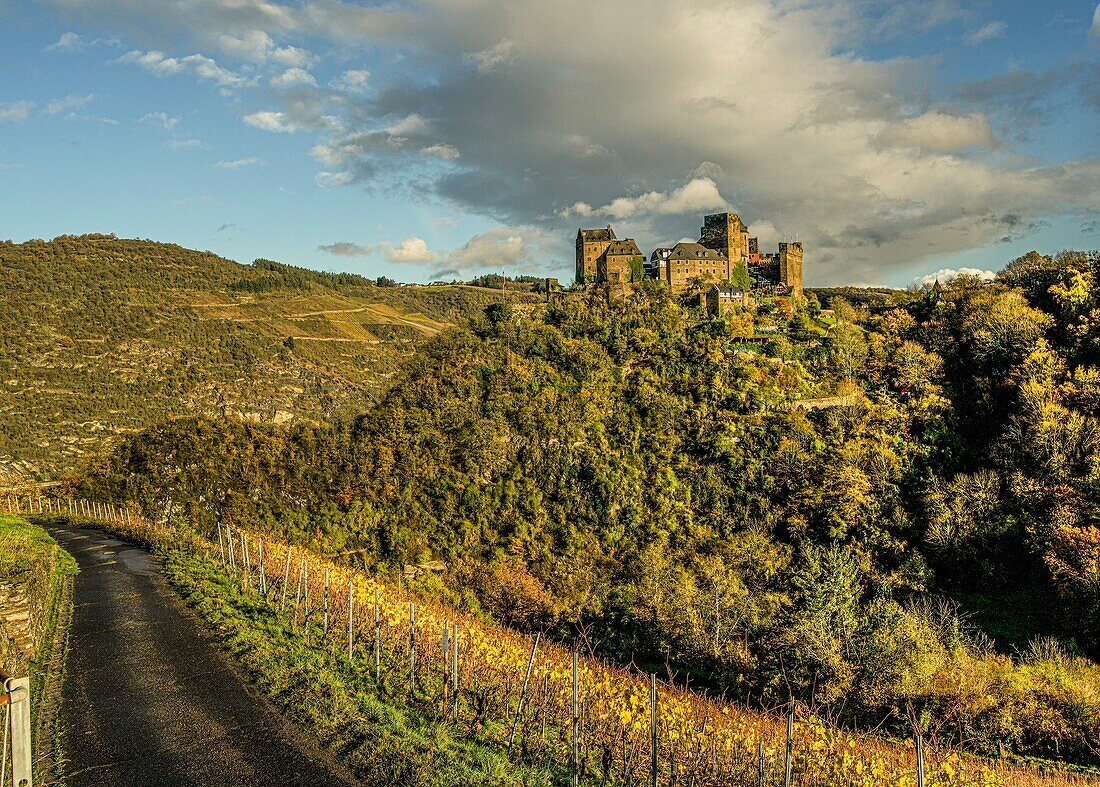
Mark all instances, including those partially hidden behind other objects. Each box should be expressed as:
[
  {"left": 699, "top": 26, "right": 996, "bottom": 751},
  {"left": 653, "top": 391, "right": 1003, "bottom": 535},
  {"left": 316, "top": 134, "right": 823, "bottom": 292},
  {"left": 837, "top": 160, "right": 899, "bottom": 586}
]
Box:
[
  {"left": 698, "top": 213, "right": 750, "bottom": 284},
  {"left": 660, "top": 242, "right": 729, "bottom": 293},
  {"left": 599, "top": 238, "right": 644, "bottom": 283},
  {"left": 705, "top": 284, "right": 751, "bottom": 317},
  {"left": 647, "top": 247, "right": 672, "bottom": 280},
  {"left": 576, "top": 226, "right": 615, "bottom": 285},
  {"left": 575, "top": 212, "right": 803, "bottom": 297},
  {"left": 576, "top": 226, "right": 644, "bottom": 284},
  {"left": 778, "top": 242, "right": 804, "bottom": 296}
]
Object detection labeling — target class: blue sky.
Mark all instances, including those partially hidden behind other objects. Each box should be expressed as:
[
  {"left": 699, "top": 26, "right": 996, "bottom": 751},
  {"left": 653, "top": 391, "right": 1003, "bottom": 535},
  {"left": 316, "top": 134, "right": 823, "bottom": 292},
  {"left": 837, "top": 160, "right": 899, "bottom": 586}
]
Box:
[{"left": 1, "top": 0, "right": 1098, "bottom": 287}]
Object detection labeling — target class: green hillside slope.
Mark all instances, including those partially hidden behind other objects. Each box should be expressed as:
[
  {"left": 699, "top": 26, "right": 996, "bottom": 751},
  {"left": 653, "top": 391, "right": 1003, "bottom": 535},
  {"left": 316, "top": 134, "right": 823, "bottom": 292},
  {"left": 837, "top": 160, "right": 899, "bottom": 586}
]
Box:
[
  {"left": 0, "top": 234, "right": 532, "bottom": 478},
  {"left": 86, "top": 251, "right": 1100, "bottom": 766}
]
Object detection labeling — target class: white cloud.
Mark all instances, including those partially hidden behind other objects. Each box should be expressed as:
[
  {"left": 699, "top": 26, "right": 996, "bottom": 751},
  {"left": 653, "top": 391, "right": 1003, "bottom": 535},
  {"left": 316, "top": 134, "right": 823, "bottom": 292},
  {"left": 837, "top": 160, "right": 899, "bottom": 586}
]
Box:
[
  {"left": 44, "top": 94, "right": 96, "bottom": 116},
  {"left": 0, "top": 100, "right": 33, "bottom": 122},
  {"left": 247, "top": 106, "right": 340, "bottom": 134},
  {"left": 447, "top": 227, "right": 529, "bottom": 270},
  {"left": 215, "top": 157, "right": 262, "bottom": 170},
  {"left": 573, "top": 177, "right": 730, "bottom": 220},
  {"left": 46, "top": 31, "right": 117, "bottom": 51},
  {"left": 64, "top": 113, "right": 118, "bottom": 125},
  {"left": 270, "top": 45, "right": 316, "bottom": 69},
  {"left": 910, "top": 267, "right": 996, "bottom": 288},
  {"left": 420, "top": 143, "right": 460, "bottom": 161},
  {"left": 385, "top": 114, "right": 428, "bottom": 138},
  {"left": 876, "top": 111, "right": 994, "bottom": 152},
  {"left": 315, "top": 170, "right": 353, "bottom": 188},
  {"left": 117, "top": 50, "right": 251, "bottom": 91},
  {"left": 318, "top": 241, "right": 374, "bottom": 257},
  {"left": 1092, "top": 4, "right": 1100, "bottom": 40},
  {"left": 166, "top": 138, "right": 204, "bottom": 149},
  {"left": 212, "top": 30, "right": 317, "bottom": 68},
  {"left": 561, "top": 201, "right": 592, "bottom": 218},
  {"left": 244, "top": 110, "right": 299, "bottom": 133},
  {"left": 386, "top": 236, "right": 437, "bottom": 264},
  {"left": 465, "top": 39, "right": 517, "bottom": 73},
  {"left": 214, "top": 30, "right": 274, "bottom": 62},
  {"left": 139, "top": 111, "right": 179, "bottom": 129},
  {"left": 47, "top": 32, "right": 84, "bottom": 51},
  {"left": 966, "top": 20, "right": 1007, "bottom": 46},
  {"left": 331, "top": 69, "right": 370, "bottom": 93},
  {"left": 271, "top": 67, "right": 317, "bottom": 88}
]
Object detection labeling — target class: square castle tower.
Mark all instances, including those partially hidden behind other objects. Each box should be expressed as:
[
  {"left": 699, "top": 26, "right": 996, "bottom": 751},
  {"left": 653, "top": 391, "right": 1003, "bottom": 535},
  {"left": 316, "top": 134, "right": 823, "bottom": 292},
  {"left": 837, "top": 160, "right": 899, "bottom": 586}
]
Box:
[{"left": 698, "top": 213, "right": 751, "bottom": 285}]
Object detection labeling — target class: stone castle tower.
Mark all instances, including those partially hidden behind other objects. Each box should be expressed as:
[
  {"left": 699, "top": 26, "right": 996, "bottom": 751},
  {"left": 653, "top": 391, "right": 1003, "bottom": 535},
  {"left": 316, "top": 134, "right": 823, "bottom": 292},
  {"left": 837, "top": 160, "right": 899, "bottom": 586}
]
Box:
[
  {"left": 576, "top": 226, "right": 616, "bottom": 284},
  {"left": 778, "top": 242, "right": 803, "bottom": 298},
  {"left": 699, "top": 213, "right": 750, "bottom": 283}
]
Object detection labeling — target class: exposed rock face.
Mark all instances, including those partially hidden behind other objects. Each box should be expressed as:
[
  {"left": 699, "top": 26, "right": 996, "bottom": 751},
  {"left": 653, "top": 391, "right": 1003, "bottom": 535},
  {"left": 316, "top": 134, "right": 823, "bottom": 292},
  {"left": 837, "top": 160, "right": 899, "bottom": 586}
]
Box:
[
  {"left": 0, "top": 547, "right": 59, "bottom": 677},
  {"left": 0, "top": 582, "right": 35, "bottom": 668}
]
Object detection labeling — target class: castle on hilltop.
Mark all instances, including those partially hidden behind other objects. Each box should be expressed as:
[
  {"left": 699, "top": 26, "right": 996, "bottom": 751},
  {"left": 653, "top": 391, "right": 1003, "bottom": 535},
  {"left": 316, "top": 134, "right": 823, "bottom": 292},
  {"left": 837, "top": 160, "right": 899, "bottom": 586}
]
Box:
[{"left": 576, "top": 212, "right": 803, "bottom": 298}]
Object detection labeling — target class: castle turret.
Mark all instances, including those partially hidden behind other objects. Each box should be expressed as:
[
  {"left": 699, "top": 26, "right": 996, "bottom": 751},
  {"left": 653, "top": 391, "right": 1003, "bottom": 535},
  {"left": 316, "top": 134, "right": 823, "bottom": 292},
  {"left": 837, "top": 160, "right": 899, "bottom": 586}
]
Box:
[
  {"left": 576, "top": 225, "right": 616, "bottom": 285},
  {"left": 778, "top": 242, "right": 804, "bottom": 298},
  {"left": 699, "top": 213, "right": 749, "bottom": 284}
]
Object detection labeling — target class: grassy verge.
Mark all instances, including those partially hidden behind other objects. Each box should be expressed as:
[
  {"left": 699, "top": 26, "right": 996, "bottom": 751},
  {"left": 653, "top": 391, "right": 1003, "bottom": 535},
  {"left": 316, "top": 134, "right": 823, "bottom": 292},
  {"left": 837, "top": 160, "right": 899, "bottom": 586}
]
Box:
[
  {"left": 159, "top": 542, "right": 563, "bottom": 786},
  {"left": 0, "top": 514, "right": 77, "bottom": 784}
]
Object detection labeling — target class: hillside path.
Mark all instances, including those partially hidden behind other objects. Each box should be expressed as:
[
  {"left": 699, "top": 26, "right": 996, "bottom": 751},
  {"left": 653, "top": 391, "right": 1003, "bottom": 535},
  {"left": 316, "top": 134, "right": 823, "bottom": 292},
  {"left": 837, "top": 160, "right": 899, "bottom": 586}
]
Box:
[{"left": 46, "top": 524, "right": 358, "bottom": 787}]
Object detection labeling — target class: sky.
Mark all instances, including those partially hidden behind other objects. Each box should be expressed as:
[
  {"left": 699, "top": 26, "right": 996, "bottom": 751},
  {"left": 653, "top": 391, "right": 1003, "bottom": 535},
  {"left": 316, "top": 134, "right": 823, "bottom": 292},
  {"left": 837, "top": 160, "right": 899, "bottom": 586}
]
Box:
[{"left": 1, "top": 0, "right": 1099, "bottom": 288}]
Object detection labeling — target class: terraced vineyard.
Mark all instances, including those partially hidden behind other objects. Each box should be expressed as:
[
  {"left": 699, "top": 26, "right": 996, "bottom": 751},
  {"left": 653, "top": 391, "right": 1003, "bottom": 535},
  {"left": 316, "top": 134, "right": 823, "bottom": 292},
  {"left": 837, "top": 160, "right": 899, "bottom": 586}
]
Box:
[{"left": 0, "top": 234, "right": 533, "bottom": 479}]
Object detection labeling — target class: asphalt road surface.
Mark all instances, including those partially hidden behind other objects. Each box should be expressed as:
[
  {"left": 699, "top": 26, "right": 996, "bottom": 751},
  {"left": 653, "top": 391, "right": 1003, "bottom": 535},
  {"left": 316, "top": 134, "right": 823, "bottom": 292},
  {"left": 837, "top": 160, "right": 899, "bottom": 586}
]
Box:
[{"left": 47, "top": 524, "right": 357, "bottom": 787}]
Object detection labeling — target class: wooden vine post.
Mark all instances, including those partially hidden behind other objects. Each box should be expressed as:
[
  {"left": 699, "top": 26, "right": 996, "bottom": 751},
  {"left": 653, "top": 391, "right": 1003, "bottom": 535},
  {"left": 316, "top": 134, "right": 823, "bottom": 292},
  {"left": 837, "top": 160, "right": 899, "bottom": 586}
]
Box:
[
  {"left": 451, "top": 622, "right": 459, "bottom": 722},
  {"left": 241, "top": 533, "right": 251, "bottom": 590},
  {"left": 650, "top": 673, "right": 658, "bottom": 787},
  {"left": 323, "top": 567, "right": 330, "bottom": 636},
  {"left": 571, "top": 650, "right": 580, "bottom": 787},
  {"left": 441, "top": 623, "right": 450, "bottom": 718},
  {"left": 408, "top": 602, "right": 416, "bottom": 697},
  {"left": 374, "top": 588, "right": 381, "bottom": 684},
  {"left": 280, "top": 547, "right": 293, "bottom": 611},
  {"left": 784, "top": 703, "right": 794, "bottom": 787},
  {"left": 257, "top": 538, "right": 266, "bottom": 596},
  {"left": 916, "top": 733, "right": 926, "bottom": 787},
  {"left": 507, "top": 632, "right": 540, "bottom": 751},
  {"left": 347, "top": 578, "right": 355, "bottom": 659},
  {"left": 216, "top": 523, "right": 226, "bottom": 567},
  {"left": 293, "top": 559, "right": 305, "bottom": 626}
]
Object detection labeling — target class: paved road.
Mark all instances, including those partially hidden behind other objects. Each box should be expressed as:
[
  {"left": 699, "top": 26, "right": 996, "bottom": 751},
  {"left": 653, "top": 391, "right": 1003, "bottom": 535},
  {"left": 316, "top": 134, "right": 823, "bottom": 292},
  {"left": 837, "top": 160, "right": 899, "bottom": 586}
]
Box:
[{"left": 47, "top": 525, "right": 357, "bottom": 787}]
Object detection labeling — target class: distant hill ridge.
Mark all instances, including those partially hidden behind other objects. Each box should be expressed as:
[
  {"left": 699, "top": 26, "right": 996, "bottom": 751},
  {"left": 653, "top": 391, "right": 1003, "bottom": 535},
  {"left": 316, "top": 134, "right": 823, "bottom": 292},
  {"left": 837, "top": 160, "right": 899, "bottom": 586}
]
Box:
[{"left": 0, "top": 234, "right": 532, "bottom": 478}]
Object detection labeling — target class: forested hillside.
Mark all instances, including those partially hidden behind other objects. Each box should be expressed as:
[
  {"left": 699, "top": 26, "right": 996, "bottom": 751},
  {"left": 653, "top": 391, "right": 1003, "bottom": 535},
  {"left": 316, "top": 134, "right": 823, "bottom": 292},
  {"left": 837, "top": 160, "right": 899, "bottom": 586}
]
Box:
[
  {"left": 0, "top": 234, "right": 532, "bottom": 479},
  {"left": 86, "top": 250, "right": 1100, "bottom": 765}
]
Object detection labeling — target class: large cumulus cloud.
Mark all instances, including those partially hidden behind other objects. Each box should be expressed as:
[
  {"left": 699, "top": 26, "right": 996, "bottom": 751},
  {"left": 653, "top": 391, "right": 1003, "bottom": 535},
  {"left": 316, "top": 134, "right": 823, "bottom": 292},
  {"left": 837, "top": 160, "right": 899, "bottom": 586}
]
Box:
[{"left": 44, "top": 0, "right": 1100, "bottom": 283}]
